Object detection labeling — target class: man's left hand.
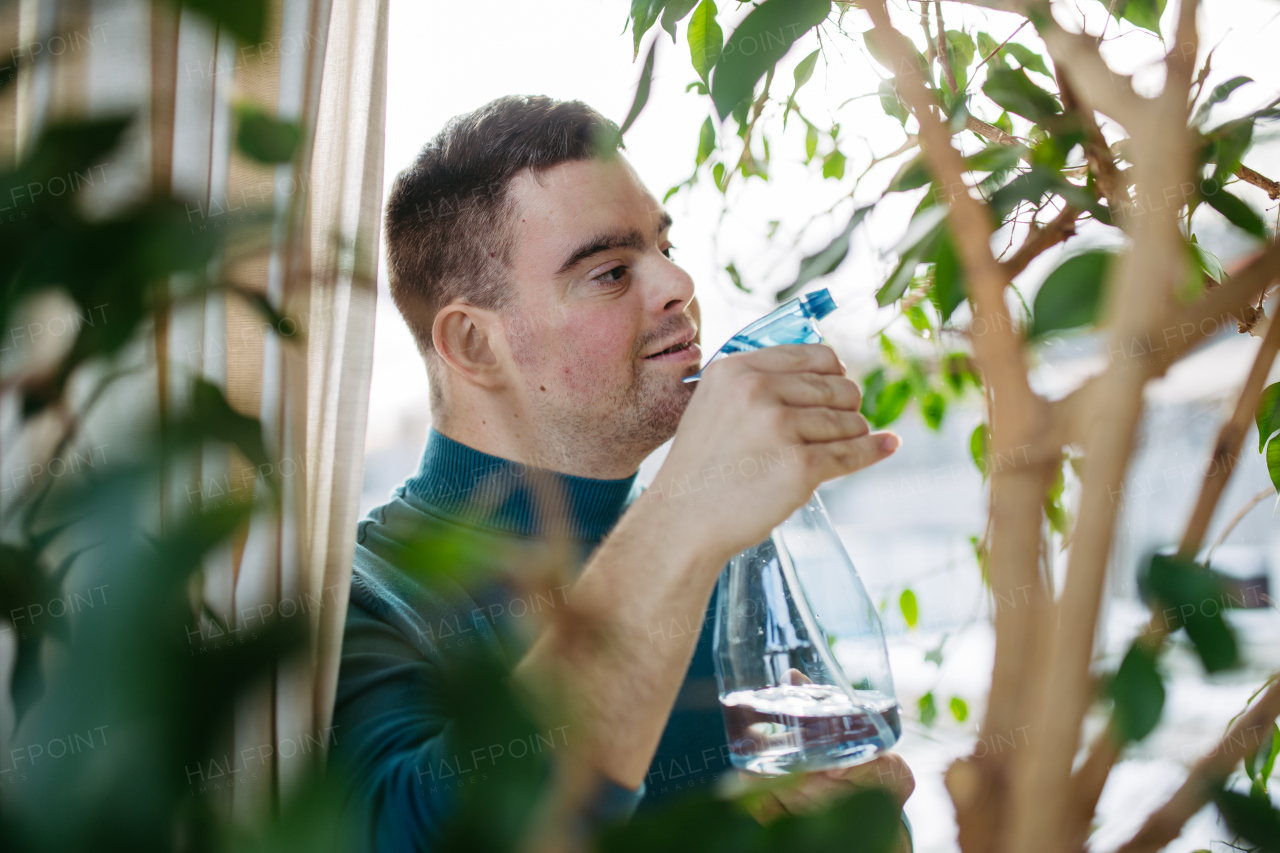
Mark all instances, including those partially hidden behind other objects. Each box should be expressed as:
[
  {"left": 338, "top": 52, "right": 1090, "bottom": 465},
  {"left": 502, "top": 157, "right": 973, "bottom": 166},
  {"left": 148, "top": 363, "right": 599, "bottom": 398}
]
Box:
[{"left": 742, "top": 753, "right": 914, "bottom": 850}]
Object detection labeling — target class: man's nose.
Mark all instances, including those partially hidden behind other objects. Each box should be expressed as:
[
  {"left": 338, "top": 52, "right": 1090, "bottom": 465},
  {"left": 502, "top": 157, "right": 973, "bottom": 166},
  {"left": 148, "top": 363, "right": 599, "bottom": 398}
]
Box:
[{"left": 655, "top": 257, "right": 696, "bottom": 315}]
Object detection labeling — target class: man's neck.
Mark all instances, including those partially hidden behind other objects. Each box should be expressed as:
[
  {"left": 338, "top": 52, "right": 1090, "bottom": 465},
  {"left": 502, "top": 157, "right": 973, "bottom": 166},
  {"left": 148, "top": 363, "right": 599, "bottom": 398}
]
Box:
[
  {"left": 405, "top": 429, "right": 639, "bottom": 543},
  {"left": 433, "top": 408, "right": 645, "bottom": 481}
]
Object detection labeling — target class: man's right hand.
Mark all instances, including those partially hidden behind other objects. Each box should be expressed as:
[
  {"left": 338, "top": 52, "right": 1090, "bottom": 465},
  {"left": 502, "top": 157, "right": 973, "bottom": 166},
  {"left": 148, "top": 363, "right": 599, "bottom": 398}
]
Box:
[
  {"left": 534, "top": 344, "right": 899, "bottom": 792},
  {"left": 646, "top": 344, "right": 899, "bottom": 565}
]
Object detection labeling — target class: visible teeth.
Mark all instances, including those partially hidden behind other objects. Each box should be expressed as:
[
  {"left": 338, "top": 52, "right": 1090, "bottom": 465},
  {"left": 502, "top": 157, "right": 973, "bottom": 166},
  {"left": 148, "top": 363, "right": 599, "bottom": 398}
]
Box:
[{"left": 648, "top": 341, "right": 689, "bottom": 358}]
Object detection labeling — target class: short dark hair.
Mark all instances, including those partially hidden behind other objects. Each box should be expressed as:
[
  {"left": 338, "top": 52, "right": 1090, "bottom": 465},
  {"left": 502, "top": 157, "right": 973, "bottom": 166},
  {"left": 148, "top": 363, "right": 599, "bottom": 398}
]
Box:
[{"left": 383, "top": 95, "right": 621, "bottom": 359}]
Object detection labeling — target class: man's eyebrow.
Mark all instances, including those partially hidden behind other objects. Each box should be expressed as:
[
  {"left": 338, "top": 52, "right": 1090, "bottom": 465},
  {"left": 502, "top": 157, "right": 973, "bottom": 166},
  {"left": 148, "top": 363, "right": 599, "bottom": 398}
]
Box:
[{"left": 555, "top": 213, "right": 675, "bottom": 277}]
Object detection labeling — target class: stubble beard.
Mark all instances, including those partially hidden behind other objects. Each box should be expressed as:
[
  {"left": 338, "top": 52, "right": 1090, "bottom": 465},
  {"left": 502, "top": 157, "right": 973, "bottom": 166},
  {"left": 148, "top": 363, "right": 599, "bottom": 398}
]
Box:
[{"left": 532, "top": 361, "right": 693, "bottom": 474}]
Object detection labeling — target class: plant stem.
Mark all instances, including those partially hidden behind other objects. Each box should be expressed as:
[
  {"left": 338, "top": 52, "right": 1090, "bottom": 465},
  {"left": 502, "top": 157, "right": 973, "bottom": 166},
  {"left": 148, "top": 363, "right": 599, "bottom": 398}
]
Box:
[{"left": 1178, "top": 303, "right": 1280, "bottom": 558}]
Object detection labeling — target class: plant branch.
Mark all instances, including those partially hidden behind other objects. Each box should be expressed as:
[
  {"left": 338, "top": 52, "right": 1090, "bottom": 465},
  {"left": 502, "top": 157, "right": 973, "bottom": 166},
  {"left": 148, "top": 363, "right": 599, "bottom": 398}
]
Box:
[
  {"left": 1059, "top": 74, "right": 1130, "bottom": 229},
  {"left": 970, "top": 19, "right": 1030, "bottom": 78},
  {"left": 1114, "top": 675, "right": 1280, "bottom": 853},
  {"left": 1238, "top": 165, "right": 1280, "bottom": 200},
  {"left": 1205, "top": 486, "right": 1274, "bottom": 565},
  {"left": 1035, "top": 12, "right": 1147, "bottom": 128},
  {"left": 1010, "top": 6, "right": 1205, "bottom": 849},
  {"left": 1164, "top": 0, "right": 1201, "bottom": 107},
  {"left": 965, "top": 114, "right": 1025, "bottom": 149},
  {"left": 1065, "top": 728, "right": 1122, "bottom": 851},
  {"left": 864, "top": 5, "right": 1055, "bottom": 844},
  {"left": 1170, "top": 240, "right": 1280, "bottom": 358},
  {"left": 1001, "top": 204, "right": 1081, "bottom": 279},
  {"left": 1177, "top": 310, "right": 1280, "bottom": 557},
  {"left": 935, "top": 1, "right": 958, "bottom": 95}
]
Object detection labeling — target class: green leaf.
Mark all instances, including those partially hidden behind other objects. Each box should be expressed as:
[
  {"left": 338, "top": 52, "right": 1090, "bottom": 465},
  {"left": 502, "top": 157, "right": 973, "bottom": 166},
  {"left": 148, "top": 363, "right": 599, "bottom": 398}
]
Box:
[
  {"left": 899, "top": 588, "right": 919, "bottom": 629},
  {"left": 1107, "top": 642, "right": 1165, "bottom": 742},
  {"left": 860, "top": 368, "right": 887, "bottom": 425},
  {"left": 710, "top": 0, "right": 831, "bottom": 120},
  {"left": 1030, "top": 251, "right": 1114, "bottom": 339},
  {"left": 1044, "top": 460, "right": 1070, "bottom": 537},
  {"left": 1140, "top": 553, "right": 1240, "bottom": 673},
  {"left": 235, "top": 104, "right": 301, "bottom": 164},
  {"left": 189, "top": 380, "right": 270, "bottom": 471},
  {"left": 918, "top": 691, "right": 937, "bottom": 726},
  {"left": 1193, "top": 75, "right": 1252, "bottom": 127},
  {"left": 1268, "top": 436, "right": 1280, "bottom": 493},
  {"left": 943, "top": 30, "right": 976, "bottom": 92},
  {"left": 943, "top": 352, "right": 979, "bottom": 393},
  {"left": 619, "top": 40, "right": 657, "bottom": 136},
  {"left": 712, "top": 161, "right": 727, "bottom": 192},
  {"left": 964, "top": 143, "right": 1025, "bottom": 174},
  {"left": 661, "top": 0, "right": 698, "bottom": 40},
  {"left": 1257, "top": 383, "right": 1280, "bottom": 454},
  {"left": 925, "top": 637, "right": 947, "bottom": 667},
  {"left": 949, "top": 696, "right": 969, "bottom": 722},
  {"left": 1204, "top": 185, "right": 1267, "bottom": 239},
  {"left": 685, "top": 80, "right": 709, "bottom": 95},
  {"left": 1191, "top": 240, "right": 1226, "bottom": 285},
  {"left": 879, "top": 333, "right": 900, "bottom": 365},
  {"left": 876, "top": 206, "right": 949, "bottom": 306},
  {"left": 970, "top": 423, "right": 989, "bottom": 477},
  {"left": 173, "top": 0, "right": 268, "bottom": 45},
  {"left": 696, "top": 116, "right": 716, "bottom": 165},
  {"left": 904, "top": 303, "right": 932, "bottom": 335},
  {"left": 804, "top": 121, "right": 819, "bottom": 162},
  {"left": 1214, "top": 789, "right": 1280, "bottom": 851},
  {"left": 725, "top": 261, "right": 749, "bottom": 293},
  {"left": 1247, "top": 723, "right": 1280, "bottom": 798},
  {"left": 631, "top": 0, "right": 664, "bottom": 58},
  {"left": 822, "top": 148, "right": 846, "bottom": 180},
  {"left": 663, "top": 184, "right": 682, "bottom": 203},
  {"left": 791, "top": 49, "right": 820, "bottom": 99},
  {"left": 983, "top": 67, "right": 1061, "bottom": 121},
  {"left": 870, "top": 379, "right": 911, "bottom": 428},
  {"left": 1002, "top": 43, "right": 1051, "bottom": 78},
  {"left": 687, "top": 0, "right": 723, "bottom": 85},
  {"left": 888, "top": 153, "right": 930, "bottom": 192},
  {"left": 922, "top": 391, "right": 946, "bottom": 431},
  {"left": 864, "top": 27, "right": 928, "bottom": 79},
  {"left": 947, "top": 96, "right": 971, "bottom": 133},
  {"left": 933, "top": 235, "right": 965, "bottom": 324},
  {"left": 776, "top": 205, "right": 870, "bottom": 301},
  {"left": 988, "top": 164, "right": 1059, "bottom": 219},
  {"left": 1108, "top": 0, "right": 1168, "bottom": 34},
  {"left": 976, "top": 32, "right": 1002, "bottom": 67},
  {"left": 1209, "top": 118, "right": 1255, "bottom": 184},
  {"left": 878, "top": 80, "right": 909, "bottom": 125}
]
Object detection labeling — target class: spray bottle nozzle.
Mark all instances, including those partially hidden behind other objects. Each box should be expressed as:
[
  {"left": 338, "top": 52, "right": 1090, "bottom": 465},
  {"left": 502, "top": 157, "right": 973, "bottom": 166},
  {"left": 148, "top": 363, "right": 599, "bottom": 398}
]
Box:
[{"left": 683, "top": 288, "right": 839, "bottom": 384}]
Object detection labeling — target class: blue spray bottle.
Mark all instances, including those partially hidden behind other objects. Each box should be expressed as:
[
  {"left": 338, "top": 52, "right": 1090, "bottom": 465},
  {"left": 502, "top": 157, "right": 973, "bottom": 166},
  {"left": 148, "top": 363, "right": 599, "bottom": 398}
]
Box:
[
  {"left": 702, "top": 289, "right": 901, "bottom": 775},
  {"left": 683, "top": 288, "right": 838, "bottom": 383}
]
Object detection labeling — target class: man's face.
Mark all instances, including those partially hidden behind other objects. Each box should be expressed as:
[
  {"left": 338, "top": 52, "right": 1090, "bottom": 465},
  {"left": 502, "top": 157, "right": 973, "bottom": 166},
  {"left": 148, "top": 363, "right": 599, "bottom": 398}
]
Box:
[{"left": 501, "top": 157, "right": 700, "bottom": 466}]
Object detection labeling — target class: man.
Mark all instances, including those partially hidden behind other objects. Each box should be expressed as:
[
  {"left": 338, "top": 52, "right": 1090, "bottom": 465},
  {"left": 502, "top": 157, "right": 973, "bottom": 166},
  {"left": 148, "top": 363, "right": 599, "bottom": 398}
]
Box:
[{"left": 333, "top": 95, "right": 912, "bottom": 851}]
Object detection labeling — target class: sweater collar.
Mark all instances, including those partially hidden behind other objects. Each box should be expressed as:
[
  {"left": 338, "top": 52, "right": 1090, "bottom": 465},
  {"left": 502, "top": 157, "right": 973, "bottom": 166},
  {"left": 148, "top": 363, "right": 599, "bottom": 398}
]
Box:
[{"left": 404, "top": 429, "right": 638, "bottom": 542}]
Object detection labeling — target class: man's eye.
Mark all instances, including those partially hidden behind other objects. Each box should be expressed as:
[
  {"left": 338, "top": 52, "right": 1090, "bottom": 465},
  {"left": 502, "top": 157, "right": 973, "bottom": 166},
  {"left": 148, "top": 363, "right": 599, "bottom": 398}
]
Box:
[{"left": 594, "top": 266, "right": 627, "bottom": 284}]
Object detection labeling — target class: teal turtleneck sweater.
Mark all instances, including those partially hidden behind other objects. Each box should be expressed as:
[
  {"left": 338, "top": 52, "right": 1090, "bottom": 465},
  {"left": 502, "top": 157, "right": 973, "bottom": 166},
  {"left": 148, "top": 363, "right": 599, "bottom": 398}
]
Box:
[{"left": 332, "top": 430, "right": 729, "bottom": 852}]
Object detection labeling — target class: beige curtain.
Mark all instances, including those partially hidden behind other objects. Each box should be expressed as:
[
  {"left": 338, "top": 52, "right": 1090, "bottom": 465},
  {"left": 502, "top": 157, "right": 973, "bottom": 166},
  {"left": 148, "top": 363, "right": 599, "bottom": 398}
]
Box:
[{"left": 0, "top": 0, "right": 387, "bottom": 815}]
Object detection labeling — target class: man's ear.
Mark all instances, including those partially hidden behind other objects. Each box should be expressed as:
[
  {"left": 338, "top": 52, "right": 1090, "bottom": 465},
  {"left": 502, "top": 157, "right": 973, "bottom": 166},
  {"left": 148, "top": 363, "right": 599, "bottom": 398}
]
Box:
[{"left": 432, "top": 302, "right": 511, "bottom": 389}]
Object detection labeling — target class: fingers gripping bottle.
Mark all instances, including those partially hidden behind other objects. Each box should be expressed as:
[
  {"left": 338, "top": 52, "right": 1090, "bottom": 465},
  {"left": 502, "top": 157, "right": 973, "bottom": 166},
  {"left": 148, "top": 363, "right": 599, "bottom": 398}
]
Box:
[{"left": 699, "top": 289, "right": 901, "bottom": 776}]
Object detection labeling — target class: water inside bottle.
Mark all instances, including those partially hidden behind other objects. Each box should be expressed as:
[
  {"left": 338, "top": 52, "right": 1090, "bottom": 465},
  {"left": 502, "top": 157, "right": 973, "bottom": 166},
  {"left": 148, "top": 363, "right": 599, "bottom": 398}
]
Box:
[{"left": 719, "top": 683, "right": 902, "bottom": 776}]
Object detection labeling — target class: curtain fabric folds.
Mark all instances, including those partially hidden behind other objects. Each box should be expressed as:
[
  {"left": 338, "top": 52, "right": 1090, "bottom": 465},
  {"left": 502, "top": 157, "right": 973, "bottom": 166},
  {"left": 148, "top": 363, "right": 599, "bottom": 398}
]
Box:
[{"left": 0, "top": 0, "right": 387, "bottom": 815}]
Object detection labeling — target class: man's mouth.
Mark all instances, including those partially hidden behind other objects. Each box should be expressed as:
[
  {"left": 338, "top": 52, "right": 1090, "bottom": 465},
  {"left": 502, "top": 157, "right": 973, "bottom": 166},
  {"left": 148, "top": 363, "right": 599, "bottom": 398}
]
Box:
[
  {"left": 642, "top": 325, "right": 701, "bottom": 364},
  {"left": 644, "top": 340, "right": 696, "bottom": 359}
]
